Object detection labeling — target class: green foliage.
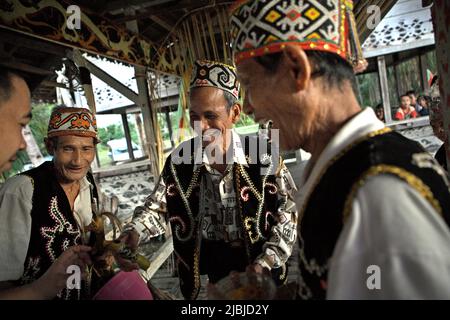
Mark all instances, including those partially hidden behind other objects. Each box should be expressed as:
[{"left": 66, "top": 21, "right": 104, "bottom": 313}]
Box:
[
  {"left": 235, "top": 112, "right": 256, "bottom": 128},
  {"left": 28, "top": 103, "right": 54, "bottom": 157},
  {"left": 98, "top": 122, "right": 139, "bottom": 146},
  {"left": 1, "top": 103, "right": 54, "bottom": 180},
  {"left": 97, "top": 143, "right": 112, "bottom": 167},
  {"left": 357, "top": 72, "right": 381, "bottom": 109}
]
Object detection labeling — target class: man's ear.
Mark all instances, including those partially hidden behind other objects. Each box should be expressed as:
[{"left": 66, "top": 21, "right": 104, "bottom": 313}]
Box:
[
  {"left": 282, "top": 45, "right": 312, "bottom": 92},
  {"left": 231, "top": 103, "right": 242, "bottom": 124},
  {"left": 44, "top": 137, "right": 55, "bottom": 155}
]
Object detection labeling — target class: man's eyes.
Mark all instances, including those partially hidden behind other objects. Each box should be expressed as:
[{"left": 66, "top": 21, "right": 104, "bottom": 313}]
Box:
[
  {"left": 63, "top": 147, "right": 93, "bottom": 152},
  {"left": 190, "top": 114, "right": 217, "bottom": 120}
]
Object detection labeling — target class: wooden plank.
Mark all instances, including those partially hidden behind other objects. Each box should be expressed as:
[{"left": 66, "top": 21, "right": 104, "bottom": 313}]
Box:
[
  {"left": 122, "top": 113, "right": 135, "bottom": 161},
  {"left": 81, "top": 57, "right": 140, "bottom": 104},
  {"left": 0, "top": 30, "right": 66, "bottom": 56},
  {"left": 41, "top": 80, "right": 72, "bottom": 90},
  {"left": 149, "top": 15, "right": 172, "bottom": 32},
  {"left": 104, "top": 0, "right": 175, "bottom": 14},
  {"left": 0, "top": 0, "right": 156, "bottom": 67},
  {"left": 0, "top": 60, "right": 54, "bottom": 76},
  {"left": 142, "top": 237, "right": 174, "bottom": 279},
  {"left": 377, "top": 56, "right": 393, "bottom": 124},
  {"left": 126, "top": 14, "right": 162, "bottom": 176}
]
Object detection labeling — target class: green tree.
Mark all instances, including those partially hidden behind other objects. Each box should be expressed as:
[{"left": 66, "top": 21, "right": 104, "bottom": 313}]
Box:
[{"left": 1, "top": 103, "right": 54, "bottom": 181}]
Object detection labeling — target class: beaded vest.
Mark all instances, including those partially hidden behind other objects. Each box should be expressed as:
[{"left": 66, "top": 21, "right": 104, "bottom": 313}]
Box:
[
  {"left": 161, "top": 136, "right": 287, "bottom": 299},
  {"left": 19, "top": 161, "right": 100, "bottom": 300}
]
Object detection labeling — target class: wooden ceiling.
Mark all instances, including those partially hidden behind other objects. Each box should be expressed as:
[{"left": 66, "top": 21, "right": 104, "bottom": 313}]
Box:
[{"left": 0, "top": 0, "right": 397, "bottom": 103}]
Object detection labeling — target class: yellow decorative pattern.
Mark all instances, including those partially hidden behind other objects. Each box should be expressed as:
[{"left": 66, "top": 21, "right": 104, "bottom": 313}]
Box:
[
  {"left": 265, "top": 10, "right": 281, "bottom": 23},
  {"left": 265, "top": 34, "right": 280, "bottom": 44},
  {"left": 307, "top": 32, "right": 321, "bottom": 39},
  {"left": 299, "top": 127, "right": 392, "bottom": 224},
  {"left": 191, "top": 243, "right": 201, "bottom": 300},
  {"left": 305, "top": 8, "right": 320, "bottom": 20},
  {"left": 169, "top": 163, "right": 202, "bottom": 241},
  {"left": 342, "top": 165, "right": 443, "bottom": 223},
  {"left": 234, "top": 166, "right": 252, "bottom": 261},
  {"left": 244, "top": 217, "right": 261, "bottom": 244}
]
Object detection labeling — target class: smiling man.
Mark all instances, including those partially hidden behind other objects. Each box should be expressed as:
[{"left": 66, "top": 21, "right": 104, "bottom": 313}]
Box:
[
  {"left": 0, "top": 106, "right": 100, "bottom": 299},
  {"left": 119, "top": 60, "right": 298, "bottom": 300}
]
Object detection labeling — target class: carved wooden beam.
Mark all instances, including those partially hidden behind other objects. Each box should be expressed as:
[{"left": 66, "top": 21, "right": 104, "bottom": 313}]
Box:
[{"left": 0, "top": 0, "right": 156, "bottom": 67}]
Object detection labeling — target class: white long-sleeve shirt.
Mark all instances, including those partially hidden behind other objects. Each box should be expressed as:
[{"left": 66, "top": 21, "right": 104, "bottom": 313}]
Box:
[
  {"left": 0, "top": 174, "right": 93, "bottom": 281},
  {"left": 126, "top": 131, "right": 299, "bottom": 270},
  {"left": 297, "top": 107, "right": 450, "bottom": 299}
]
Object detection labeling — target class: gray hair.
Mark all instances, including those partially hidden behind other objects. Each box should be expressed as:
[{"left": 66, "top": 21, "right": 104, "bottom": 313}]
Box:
[{"left": 223, "top": 90, "right": 240, "bottom": 111}]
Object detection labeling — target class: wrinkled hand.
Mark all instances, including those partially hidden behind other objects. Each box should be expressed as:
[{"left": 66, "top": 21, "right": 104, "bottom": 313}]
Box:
[
  {"left": 246, "top": 263, "right": 270, "bottom": 276},
  {"left": 207, "top": 264, "right": 271, "bottom": 300},
  {"left": 33, "top": 245, "right": 92, "bottom": 299},
  {"left": 114, "top": 231, "right": 140, "bottom": 272}
]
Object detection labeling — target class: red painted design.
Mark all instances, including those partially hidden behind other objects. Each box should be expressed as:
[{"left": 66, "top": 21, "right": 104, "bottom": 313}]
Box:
[
  {"left": 169, "top": 216, "right": 187, "bottom": 233},
  {"left": 287, "top": 9, "right": 301, "bottom": 21},
  {"left": 240, "top": 186, "right": 250, "bottom": 202},
  {"left": 166, "top": 183, "right": 177, "bottom": 197},
  {"left": 265, "top": 211, "right": 274, "bottom": 231},
  {"left": 265, "top": 182, "right": 277, "bottom": 194}
]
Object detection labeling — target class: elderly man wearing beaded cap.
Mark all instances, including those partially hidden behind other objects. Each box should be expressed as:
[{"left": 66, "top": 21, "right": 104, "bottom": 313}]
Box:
[
  {"left": 0, "top": 106, "right": 101, "bottom": 299},
  {"left": 230, "top": 0, "right": 450, "bottom": 299},
  {"left": 119, "top": 59, "right": 298, "bottom": 300}
]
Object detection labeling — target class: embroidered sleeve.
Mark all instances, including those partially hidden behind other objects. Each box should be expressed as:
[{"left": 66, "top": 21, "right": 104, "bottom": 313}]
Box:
[
  {"left": 124, "top": 175, "right": 167, "bottom": 243},
  {"left": 255, "top": 160, "right": 298, "bottom": 270}
]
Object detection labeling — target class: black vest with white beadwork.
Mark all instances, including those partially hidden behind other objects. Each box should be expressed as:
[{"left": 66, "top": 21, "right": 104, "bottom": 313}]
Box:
[
  {"left": 19, "top": 161, "right": 99, "bottom": 300},
  {"left": 162, "top": 136, "right": 287, "bottom": 300},
  {"left": 298, "top": 129, "right": 450, "bottom": 300}
]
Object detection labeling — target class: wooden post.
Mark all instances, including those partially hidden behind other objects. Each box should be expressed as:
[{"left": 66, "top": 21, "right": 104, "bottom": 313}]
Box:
[
  {"left": 142, "top": 237, "right": 174, "bottom": 280},
  {"left": 419, "top": 52, "right": 428, "bottom": 93},
  {"left": 71, "top": 49, "right": 100, "bottom": 168},
  {"left": 121, "top": 113, "right": 135, "bottom": 161},
  {"left": 125, "top": 12, "right": 161, "bottom": 176},
  {"left": 135, "top": 113, "right": 147, "bottom": 154},
  {"left": 377, "top": 56, "right": 393, "bottom": 124},
  {"left": 165, "top": 109, "right": 175, "bottom": 148}
]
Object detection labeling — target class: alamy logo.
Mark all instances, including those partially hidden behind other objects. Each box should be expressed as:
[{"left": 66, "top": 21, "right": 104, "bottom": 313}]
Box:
[
  {"left": 366, "top": 265, "right": 381, "bottom": 290},
  {"left": 66, "top": 265, "right": 81, "bottom": 290},
  {"left": 366, "top": 5, "right": 381, "bottom": 30},
  {"left": 67, "top": 5, "right": 81, "bottom": 30}
]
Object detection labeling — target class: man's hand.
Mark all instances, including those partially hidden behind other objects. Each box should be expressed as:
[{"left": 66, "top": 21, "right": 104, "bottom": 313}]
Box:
[
  {"left": 118, "top": 230, "right": 140, "bottom": 251},
  {"left": 246, "top": 263, "right": 271, "bottom": 277},
  {"left": 32, "top": 245, "right": 92, "bottom": 299},
  {"left": 207, "top": 264, "right": 272, "bottom": 300},
  {"left": 114, "top": 230, "right": 140, "bottom": 272}
]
